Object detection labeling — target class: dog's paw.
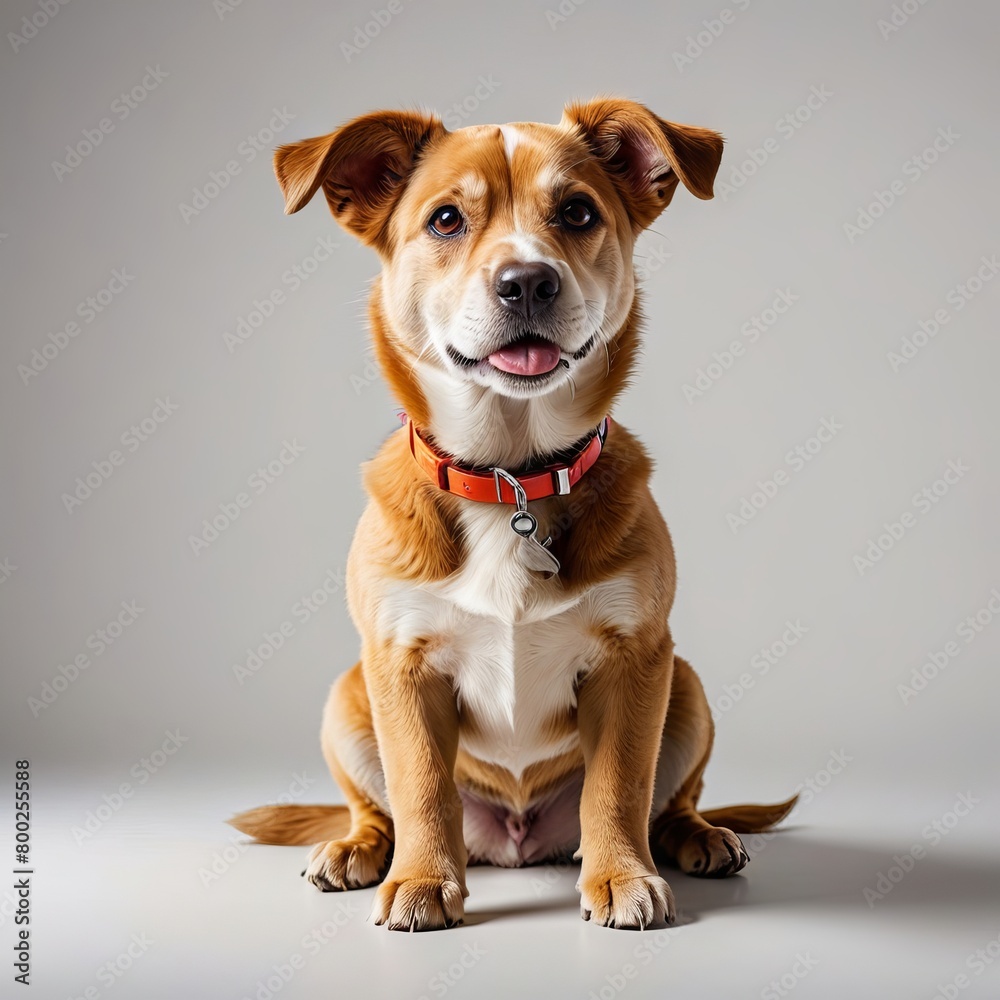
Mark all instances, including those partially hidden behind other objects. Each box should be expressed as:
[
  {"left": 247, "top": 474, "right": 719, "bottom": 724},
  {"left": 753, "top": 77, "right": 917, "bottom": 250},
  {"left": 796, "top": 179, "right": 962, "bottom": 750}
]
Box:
[
  {"left": 676, "top": 827, "right": 748, "bottom": 878},
  {"left": 303, "top": 832, "right": 390, "bottom": 891},
  {"left": 371, "top": 876, "right": 466, "bottom": 931},
  {"left": 578, "top": 870, "right": 676, "bottom": 929}
]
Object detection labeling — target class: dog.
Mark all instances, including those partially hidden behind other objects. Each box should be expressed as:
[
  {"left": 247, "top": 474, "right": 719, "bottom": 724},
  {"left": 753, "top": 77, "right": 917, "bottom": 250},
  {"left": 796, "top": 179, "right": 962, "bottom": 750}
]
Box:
[{"left": 230, "top": 98, "right": 796, "bottom": 931}]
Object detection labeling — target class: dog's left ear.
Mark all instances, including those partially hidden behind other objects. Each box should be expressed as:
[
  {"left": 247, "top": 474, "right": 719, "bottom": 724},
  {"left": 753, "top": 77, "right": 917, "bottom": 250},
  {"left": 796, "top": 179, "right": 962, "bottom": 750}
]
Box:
[
  {"left": 561, "top": 98, "right": 724, "bottom": 230},
  {"left": 273, "top": 109, "right": 446, "bottom": 248}
]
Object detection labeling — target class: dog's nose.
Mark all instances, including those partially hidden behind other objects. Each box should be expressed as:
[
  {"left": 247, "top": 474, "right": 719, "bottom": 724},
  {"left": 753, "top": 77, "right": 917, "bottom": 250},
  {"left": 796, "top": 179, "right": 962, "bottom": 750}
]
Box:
[{"left": 495, "top": 262, "right": 560, "bottom": 319}]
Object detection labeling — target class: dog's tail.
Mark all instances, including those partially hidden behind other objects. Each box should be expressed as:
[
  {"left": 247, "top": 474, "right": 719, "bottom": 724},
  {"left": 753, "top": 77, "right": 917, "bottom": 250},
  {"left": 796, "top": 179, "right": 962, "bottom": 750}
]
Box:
[
  {"left": 698, "top": 793, "right": 799, "bottom": 833},
  {"left": 227, "top": 804, "right": 351, "bottom": 846},
  {"left": 228, "top": 795, "right": 798, "bottom": 846}
]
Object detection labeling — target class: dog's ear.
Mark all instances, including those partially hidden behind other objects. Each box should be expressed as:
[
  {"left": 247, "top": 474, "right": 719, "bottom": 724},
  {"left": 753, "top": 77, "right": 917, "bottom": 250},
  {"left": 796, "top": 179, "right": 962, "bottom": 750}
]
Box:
[
  {"left": 273, "top": 110, "right": 446, "bottom": 246},
  {"left": 561, "top": 98, "right": 724, "bottom": 230}
]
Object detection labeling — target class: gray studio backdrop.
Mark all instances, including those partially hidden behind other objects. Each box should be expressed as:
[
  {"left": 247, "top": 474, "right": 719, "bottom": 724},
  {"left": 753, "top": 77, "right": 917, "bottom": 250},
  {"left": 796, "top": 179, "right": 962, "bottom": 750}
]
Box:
[{"left": 1, "top": 0, "right": 999, "bottom": 995}]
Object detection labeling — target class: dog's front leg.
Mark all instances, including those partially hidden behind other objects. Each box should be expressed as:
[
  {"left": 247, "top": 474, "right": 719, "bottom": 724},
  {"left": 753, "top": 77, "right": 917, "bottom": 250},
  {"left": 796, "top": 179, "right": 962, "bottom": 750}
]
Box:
[
  {"left": 365, "top": 645, "right": 468, "bottom": 931},
  {"left": 575, "top": 633, "right": 676, "bottom": 928}
]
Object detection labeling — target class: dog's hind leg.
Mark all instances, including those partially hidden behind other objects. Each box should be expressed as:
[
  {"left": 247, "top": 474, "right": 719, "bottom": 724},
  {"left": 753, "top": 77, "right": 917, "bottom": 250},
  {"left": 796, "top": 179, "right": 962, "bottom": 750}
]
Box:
[
  {"left": 303, "top": 661, "right": 395, "bottom": 891},
  {"left": 649, "top": 655, "right": 796, "bottom": 877}
]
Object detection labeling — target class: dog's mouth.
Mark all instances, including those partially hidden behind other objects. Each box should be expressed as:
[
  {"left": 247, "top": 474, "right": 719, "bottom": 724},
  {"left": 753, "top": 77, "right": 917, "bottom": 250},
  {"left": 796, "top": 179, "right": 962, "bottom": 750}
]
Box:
[
  {"left": 488, "top": 335, "right": 563, "bottom": 376},
  {"left": 446, "top": 333, "right": 596, "bottom": 380}
]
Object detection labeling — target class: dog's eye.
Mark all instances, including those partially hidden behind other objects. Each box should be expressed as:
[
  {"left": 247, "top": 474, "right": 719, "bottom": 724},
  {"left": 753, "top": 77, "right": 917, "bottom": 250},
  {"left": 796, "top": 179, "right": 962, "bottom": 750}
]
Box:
[
  {"left": 560, "top": 198, "right": 597, "bottom": 230},
  {"left": 428, "top": 205, "right": 465, "bottom": 237}
]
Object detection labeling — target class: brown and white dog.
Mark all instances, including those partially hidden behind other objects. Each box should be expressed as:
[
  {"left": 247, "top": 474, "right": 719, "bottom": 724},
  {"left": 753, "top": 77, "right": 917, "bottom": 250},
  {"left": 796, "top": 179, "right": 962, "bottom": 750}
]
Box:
[{"left": 230, "top": 98, "right": 796, "bottom": 931}]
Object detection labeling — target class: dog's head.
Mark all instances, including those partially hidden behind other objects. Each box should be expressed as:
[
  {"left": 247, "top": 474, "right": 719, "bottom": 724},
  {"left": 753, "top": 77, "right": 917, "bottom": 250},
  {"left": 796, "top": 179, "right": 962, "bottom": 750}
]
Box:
[{"left": 275, "top": 99, "right": 722, "bottom": 465}]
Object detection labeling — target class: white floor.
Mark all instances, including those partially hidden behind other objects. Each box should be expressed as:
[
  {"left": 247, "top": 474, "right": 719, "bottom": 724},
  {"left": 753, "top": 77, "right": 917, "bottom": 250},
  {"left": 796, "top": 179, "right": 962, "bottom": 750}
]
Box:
[{"left": 11, "top": 770, "right": 1000, "bottom": 1000}]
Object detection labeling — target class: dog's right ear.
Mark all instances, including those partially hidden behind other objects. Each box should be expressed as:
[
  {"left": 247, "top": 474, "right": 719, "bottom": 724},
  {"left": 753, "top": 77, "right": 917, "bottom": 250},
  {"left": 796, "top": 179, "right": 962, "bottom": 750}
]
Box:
[{"left": 273, "top": 110, "right": 445, "bottom": 248}]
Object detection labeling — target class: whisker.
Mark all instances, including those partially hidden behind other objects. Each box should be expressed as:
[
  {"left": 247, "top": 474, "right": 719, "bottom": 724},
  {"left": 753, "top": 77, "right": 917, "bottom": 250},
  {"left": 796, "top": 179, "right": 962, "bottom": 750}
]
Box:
[
  {"left": 414, "top": 339, "right": 436, "bottom": 363},
  {"left": 559, "top": 152, "right": 597, "bottom": 174}
]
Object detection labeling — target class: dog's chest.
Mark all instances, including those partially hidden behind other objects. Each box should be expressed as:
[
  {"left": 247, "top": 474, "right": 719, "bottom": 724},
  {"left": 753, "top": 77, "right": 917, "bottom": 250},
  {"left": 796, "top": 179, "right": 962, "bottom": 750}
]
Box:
[
  {"left": 443, "top": 502, "right": 570, "bottom": 621},
  {"left": 378, "top": 504, "right": 636, "bottom": 776}
]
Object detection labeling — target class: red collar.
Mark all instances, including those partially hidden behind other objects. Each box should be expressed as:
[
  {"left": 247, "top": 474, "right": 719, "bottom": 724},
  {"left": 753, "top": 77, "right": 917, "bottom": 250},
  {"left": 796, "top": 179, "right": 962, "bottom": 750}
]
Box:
[{"left": 405, "top": 416, "right": 611, "bottom": 504}]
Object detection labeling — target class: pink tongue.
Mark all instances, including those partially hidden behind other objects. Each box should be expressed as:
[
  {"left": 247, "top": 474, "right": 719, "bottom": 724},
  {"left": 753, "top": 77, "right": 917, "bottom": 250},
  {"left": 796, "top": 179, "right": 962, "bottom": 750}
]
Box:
[{"left": 488, "top": 339, "right": 561, "bottom": 376}]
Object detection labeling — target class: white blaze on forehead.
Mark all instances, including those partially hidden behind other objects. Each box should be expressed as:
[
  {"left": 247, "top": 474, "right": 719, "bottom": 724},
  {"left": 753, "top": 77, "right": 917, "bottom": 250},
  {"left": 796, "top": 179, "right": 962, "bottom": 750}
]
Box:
[{"left": 499, "top": 125, "right": 524, "bottom": 162}]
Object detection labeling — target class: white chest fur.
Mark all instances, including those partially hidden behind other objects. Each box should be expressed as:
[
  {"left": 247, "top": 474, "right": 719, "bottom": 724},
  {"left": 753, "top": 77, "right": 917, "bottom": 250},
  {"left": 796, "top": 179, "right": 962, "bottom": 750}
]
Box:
[{"left": 376, "top": 503, "right": 640, "bottom": 778}]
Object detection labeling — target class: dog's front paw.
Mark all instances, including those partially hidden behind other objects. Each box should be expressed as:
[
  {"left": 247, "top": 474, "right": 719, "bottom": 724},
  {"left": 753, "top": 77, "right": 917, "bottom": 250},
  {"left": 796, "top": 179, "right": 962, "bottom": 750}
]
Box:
[
  {"left": 371, "top": 875, "right": 466, "bottom": 931},
  {"left": 303, "top": 831, "right": 391, "bottom": 891},
  {"left": 676, "top": 827, "right": 748, "bottom": 878},
  {"left": 578, "top": 869, "right": 676, "bottom": 929}
]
